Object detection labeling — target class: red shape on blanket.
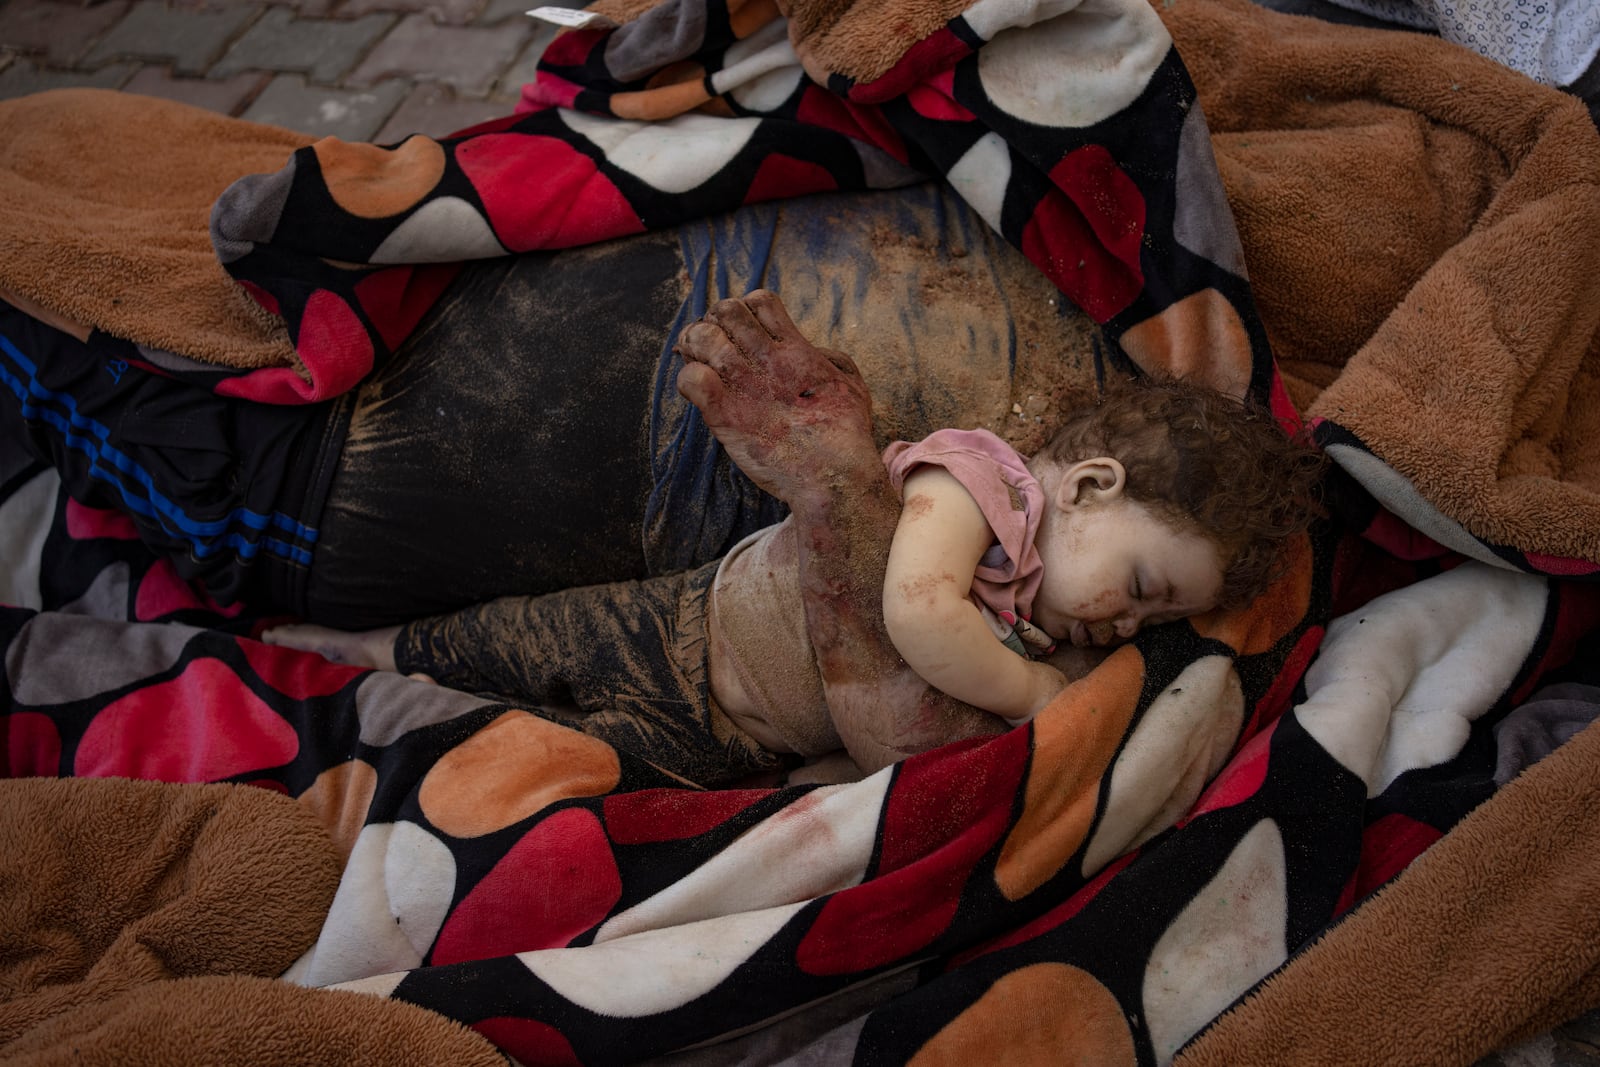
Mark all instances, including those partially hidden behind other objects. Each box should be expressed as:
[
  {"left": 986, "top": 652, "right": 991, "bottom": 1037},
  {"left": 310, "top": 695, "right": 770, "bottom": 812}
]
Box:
[
  {"left": 540, "top": 25, "right": 603, "bottom": 68},
  {"left": 743, "top": 153, "right": 838, "bottom": 204},
  {"left": 457, "top": 133, "right": 645, "bottom": 249},
  {"left": 1524, "top": 551, "right": 1600, "bottom": 576},
  {"left": 520, "top": 72, "right": 584, "bottom": 113},
  {"left": 472, "top": 1016, "right": 581, "bottom": 1066},
  {"left": 74, "top": 658, "right": 299, "bottom": 781},
  {"left": 603, "top": 787, "right": 770, "bottom": 845},
  {"left": 431, "top": 806, "right": 622, "bottom": 962},
  {"left": 1022, "top": 146, "right": 1145, "bottom": 322},
  {"left": 4, "top": 711, "right": 62, "bottom": 777},
  {"left": 354, "top": 265, "right": 462, "bottom": 356},
  {"left": 794, "top": 732, "right": 1027, "bottom": 975},
  {"left": 844, "top": 26, "right": 974, "bottom": 105},
  {"left": 906, "top": 69, "right": 976, "bottom": 123},
  {"left": 1188, "top": 721, "right": 1275, "bottom": 820},
  {"left": 65, "top": 497, "right": 139, "bottom": 541},
  {"left": 796, "top": 90, "right": 911, "bottom": 165},
  {"left": 1349, "top": 812, "right": 1444, "bottom": 906},
  {"left": 134, "top": 559, "right": 245, "bottom": 620},
  {"left": 237, "top": 637, "right": 367, "bottom": 700},
  {"left": 238, "top": 279, "right": 281, "bottom": 317},
  {"left": 216, "top": 290, "right": 375, "bottom": 404}
]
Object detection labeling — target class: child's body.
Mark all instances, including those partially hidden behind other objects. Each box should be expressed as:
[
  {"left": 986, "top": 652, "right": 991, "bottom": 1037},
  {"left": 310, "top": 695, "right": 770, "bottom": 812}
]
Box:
[{"left": 266, "top": 365, "right": 1321, "bottom": 789}]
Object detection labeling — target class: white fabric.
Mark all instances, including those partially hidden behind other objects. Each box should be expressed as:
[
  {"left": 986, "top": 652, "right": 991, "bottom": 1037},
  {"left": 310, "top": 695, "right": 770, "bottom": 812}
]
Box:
[{"left": 1322, "top": 0, "right": 1600, "bottom": 87}]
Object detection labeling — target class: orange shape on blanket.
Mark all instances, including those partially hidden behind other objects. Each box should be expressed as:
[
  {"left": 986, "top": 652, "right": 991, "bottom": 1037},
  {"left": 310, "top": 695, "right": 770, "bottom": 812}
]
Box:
[
  {"left": 418, "top": 710, "right": 620, "bottom": 838},
  {"left": 909, "top": 963, "right": 1135, "bottom": 1066},
  {"left": 1118, "top": 288, "right": 1254, "bottom": 402},
  {"left": 1191, "top": 532, "right": 1313, "bottom": 656},
  {"left": 314, "top": 135, "right": 447, "bottom": 220},
  {"left": 728, "top": 0, "right": 780, "bottom": 37},
  {"left": 297, "top": 758, "right": 378, "bottom": 862},
  {"left": 994, "top": 646, "right": 1145, "bottom": 901},
  {"left": 610, "top": 77, "right": 712, "bottom": 122}
]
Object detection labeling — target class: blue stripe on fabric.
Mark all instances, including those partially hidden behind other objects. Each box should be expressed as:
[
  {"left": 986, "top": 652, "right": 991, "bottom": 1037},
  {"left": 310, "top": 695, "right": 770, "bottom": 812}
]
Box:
[{"left": 0, "top": 333, "right": 316, "bottom": 565}]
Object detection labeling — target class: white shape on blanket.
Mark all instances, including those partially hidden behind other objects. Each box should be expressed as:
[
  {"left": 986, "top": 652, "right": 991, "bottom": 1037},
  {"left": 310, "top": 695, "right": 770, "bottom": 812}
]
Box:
[
  {"left": 0, "top": 468, "right": 56, "bottom": 611},
  {"left": 1142, "top": 817, "right": 1289, "bottom": 1065},
  {"left": 286, "top": 820, "right": 457, "bottom": 988},
  {"left": 717, "top": 18, "right": 803, "bottom": 112},
  {"left": 1323, "top": 443, "right": 1523, "bottom": 575},
  {"left": 594, "top": 771, "right": 889, "bottom": 944},
  {"left": 521, "top": 902, "right": 811, "bottom": 1016},
  {"left": 975, "top": 0, "right": 1172, "bottom": 130},
  {"left": 559, "top": 110, "right": 761, "bottom": 195},
  {"left": 1082, "top": 655, "right": 1245, "bottom": 877},
  {"left": 354, "top": 668, "right": 499, "bottom": 748},
  {"left": 946, "top": 132, "right": 1012, "bottom": 235},
  {"left": 371, "top": 196, "right": 509, "bottom": 264},
  {"left": 1296, "top": 561, "right": 1548, "bottom": 799},
  {"left": 9, "top": 611, "right": 194, "bottom": 706}
]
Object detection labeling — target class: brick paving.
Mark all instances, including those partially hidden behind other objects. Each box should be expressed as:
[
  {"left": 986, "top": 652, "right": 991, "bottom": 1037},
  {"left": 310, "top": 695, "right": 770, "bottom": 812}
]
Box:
[{"left": 0, "top": 0, "right": 580, "bottom": 140}]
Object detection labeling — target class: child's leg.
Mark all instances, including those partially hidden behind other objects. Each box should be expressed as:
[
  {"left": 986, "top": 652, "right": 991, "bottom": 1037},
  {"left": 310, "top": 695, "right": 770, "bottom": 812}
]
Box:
[{"left": 342, "top": 559, "right": 782, "bottom": 787}]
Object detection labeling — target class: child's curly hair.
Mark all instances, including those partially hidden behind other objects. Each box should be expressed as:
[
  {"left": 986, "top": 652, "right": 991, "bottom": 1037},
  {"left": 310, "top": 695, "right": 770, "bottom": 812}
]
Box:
[{"left": 1037, "top": 376, "right": 1326, "bottom": 611}]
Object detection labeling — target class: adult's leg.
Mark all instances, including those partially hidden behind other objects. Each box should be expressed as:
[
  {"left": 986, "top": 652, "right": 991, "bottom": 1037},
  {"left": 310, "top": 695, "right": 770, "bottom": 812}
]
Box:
[
  {"left": 675, "top": 291, "right": 1006, "bottom": 775},
  {"left": 303, "top": 186, "right": 1091, "bottom": 630},
  {"left": 304, "top": 234, "right": 685, "bottom": 629}
]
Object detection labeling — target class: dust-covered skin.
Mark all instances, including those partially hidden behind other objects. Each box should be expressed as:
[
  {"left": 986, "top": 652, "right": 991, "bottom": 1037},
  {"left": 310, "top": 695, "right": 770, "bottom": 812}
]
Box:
[{"left": 675, "top": 290, "right": 1005, "bottom": 773}]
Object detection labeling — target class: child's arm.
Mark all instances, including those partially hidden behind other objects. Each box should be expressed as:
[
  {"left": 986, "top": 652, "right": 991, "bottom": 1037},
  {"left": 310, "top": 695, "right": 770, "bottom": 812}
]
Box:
[{"left": 882, "top": 467, "right": 1066, "bottom": 724}]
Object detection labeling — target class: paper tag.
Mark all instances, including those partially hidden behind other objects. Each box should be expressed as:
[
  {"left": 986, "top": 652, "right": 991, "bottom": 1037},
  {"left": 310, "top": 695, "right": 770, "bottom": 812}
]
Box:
[{"left": 526, "top": 6, "right": 618, "bottom": 28}]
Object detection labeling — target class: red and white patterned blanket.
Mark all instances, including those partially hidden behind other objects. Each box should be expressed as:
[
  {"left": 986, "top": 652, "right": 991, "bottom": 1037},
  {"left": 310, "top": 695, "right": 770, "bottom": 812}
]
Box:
[{"left": 4, "top": 0, "right": 1600, "bottom": 1060}]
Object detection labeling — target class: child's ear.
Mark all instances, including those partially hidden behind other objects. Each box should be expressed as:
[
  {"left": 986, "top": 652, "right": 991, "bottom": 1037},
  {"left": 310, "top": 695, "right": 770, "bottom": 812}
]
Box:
[{"left": 1057, "top": 457, "right": 1127, "bottom": 510}]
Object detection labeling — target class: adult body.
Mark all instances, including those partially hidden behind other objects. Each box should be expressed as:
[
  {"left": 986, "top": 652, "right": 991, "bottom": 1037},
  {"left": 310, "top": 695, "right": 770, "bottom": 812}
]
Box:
[{"left": 0, "top": 185, "right": 1088, "bottom": 629}]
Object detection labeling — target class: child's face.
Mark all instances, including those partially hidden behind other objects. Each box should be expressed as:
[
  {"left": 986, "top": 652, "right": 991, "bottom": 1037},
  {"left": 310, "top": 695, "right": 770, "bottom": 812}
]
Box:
[{"left": 1030, "top": 495, "right": 1224, "bottom": 648}]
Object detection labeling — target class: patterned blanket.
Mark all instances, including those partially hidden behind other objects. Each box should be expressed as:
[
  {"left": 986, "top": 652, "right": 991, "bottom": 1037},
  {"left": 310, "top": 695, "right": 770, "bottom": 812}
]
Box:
[
  {"left": 4, "top": 463, "right": 1597, "bottom": 1063},
  {"left": 5, "top": 0, "right": 1600, "bottom": 1061}
]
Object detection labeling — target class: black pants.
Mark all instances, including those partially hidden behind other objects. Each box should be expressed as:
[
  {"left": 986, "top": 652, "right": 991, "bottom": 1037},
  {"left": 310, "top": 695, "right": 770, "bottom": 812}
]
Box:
[
  {"left": 306, "top": 231, "right": 691, "bottom": 628},
  {"left": 0, "top": 229, "right": 780, "bottom": 628}
]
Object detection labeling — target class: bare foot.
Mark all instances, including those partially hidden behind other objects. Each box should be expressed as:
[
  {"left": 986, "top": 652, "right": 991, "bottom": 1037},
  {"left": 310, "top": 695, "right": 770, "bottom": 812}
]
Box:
[
  {"left": 675, "top": 289, "right": 880, "bottom": 507},
  {"left": 260, "top": 623, "right": 401, "bottom": 672}
]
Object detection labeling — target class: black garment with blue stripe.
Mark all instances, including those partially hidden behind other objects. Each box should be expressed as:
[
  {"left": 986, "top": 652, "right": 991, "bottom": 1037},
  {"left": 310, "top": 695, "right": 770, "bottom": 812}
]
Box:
[{"left": 0, "top": 300, "right": 340, "bottom": 614}]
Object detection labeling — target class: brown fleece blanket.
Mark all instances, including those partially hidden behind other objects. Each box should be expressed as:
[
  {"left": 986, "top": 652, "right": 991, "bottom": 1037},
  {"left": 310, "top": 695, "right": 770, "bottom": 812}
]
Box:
[
  {"left": 2, "top": 0, "right": 1599, "bottom": 1061},
  {"left": 1180, "top": 714, "right": 1600, "bottom": 1066},
  {"left": 0, "top": 776, "right": 501, "bottom": 1066},
  {"left": 0, "top": 91, "right": 306, "bottom": 371},
  {"left": 1171, "top": 0, "right": 1600, "bottom": 566}
]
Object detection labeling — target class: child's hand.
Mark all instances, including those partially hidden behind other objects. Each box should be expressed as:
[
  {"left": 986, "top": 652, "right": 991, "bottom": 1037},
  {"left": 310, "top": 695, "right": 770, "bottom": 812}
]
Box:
[
  {"left": 1002, "top": 659, "right": 1069, "bottom": 727},
  {"left": 260, "top": 623, "right": 401, "bottom": 673}
]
